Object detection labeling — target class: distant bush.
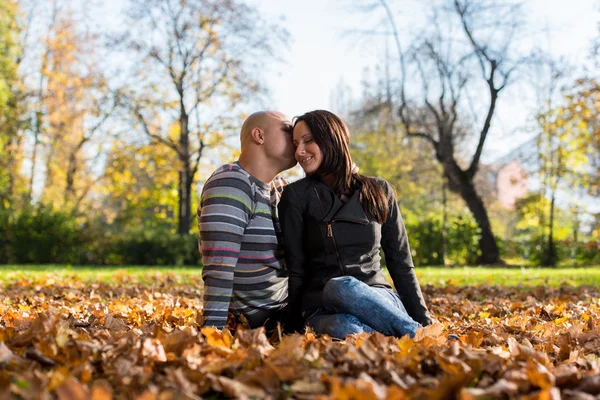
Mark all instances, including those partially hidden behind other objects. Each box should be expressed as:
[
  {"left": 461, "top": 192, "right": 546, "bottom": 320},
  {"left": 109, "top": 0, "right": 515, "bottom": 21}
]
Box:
[
  {"left": 1, "top": 205, "right": 594, "bottom": 267},
  {"left": 8, "top": 206, "right": 83, "bottom": 264},
  {"left": 498, "top": 236, "right": 600, "bottom": 266},
  {"left": 0, "top": 207, "right": 11, "bottom": 263},
  {"left": 404, "top": 212, "right": 481, "bottom": 266},
  {"left": 2, "top": 208, "right": 202, "bottom": 266},
  {"left": 98, "top": 229, "right": 201, "bottom": 266}
]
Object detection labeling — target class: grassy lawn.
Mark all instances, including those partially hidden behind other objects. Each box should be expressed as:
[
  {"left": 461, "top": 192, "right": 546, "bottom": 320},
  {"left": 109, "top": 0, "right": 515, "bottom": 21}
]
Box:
[
  {"left": 414, "top": 266, "right": 600, "bottom": 287},
  {"left": 1, "top": 265, "right": 599, "bottom": 287}
]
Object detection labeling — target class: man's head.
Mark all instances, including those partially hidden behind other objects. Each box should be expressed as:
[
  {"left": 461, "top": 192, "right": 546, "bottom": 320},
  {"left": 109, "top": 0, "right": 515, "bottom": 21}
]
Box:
[{"left": 240, "top": 111, "right": 296, "bottom": 172}]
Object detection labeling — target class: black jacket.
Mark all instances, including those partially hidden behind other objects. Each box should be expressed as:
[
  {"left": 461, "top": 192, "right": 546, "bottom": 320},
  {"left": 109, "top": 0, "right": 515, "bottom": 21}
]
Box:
[{"left": 278, "top": 176, "right": 433, "bottom": 327}]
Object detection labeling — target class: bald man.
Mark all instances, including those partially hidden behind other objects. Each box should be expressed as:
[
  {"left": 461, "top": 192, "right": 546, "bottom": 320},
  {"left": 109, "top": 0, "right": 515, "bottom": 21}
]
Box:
[{"left": 198, "top": 111, "right": 296, "bottom": 330}]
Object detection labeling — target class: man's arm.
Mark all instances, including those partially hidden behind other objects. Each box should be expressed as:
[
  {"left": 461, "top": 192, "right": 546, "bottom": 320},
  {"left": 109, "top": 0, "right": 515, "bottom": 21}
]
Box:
[{"left": 198, "top": 172, "right": 253, "bottom": 329}]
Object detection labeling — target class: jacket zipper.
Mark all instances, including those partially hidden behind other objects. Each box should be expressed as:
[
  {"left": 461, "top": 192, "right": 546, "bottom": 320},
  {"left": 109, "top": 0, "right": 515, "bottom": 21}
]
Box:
[{"left": 314, "top": 189, "right": 346, "bottom": 276}]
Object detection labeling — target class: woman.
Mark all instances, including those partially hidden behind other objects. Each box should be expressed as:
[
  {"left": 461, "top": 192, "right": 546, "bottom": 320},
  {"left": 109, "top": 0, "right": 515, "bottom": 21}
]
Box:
[{"left": 278, "top": 110, "right": 433, "bottom": 339}]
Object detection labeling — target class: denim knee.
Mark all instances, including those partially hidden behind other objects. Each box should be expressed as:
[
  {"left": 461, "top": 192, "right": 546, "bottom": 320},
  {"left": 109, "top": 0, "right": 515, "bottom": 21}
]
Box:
[
  {"left": 309, "top": 313, "right": 369, "bottom": 339},
  {"left": 322, "top": 276, "right": 360, "bottom": 311}
]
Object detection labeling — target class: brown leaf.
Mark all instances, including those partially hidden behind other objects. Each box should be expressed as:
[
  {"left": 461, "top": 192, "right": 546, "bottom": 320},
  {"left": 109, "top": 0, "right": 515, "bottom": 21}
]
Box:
[
  {"left": 91, "top": 380, "right": 113, "bottom": 400},
  {"left": 142, "top": 338, "right": 167, "bottom": 363},
  {"left": 289, "top": 379, "right": 327, "bottom": 394},
  {"left": 24, "top": 347, "right": 57, "bottom": 367},
  {"left": 213, "top": 376, "right": 265, "bottom": 399},
  {"left": 233, "top": 327, "right": 274, "bottom": 355},
  {"left": 553, "top": 364, "right": 580, "bottom": 387},
  {"left": 576, "top": 375, "right": 600, "bottom": 395},
  {"left": 134, "top": 389, "right": 157, "bottom": 400},
  {"left": 201, "top": 326, "right": 233, "bottom": 349},
  {"left": 328, "top": 376, "right": 382, "bottom": 400},
  {"left": 526, "top": 359, "right": 556, "bottom": 390},
  {"left": 54, "top": 377, "right": 88, "bottom": 400},
  {"left": 520, "top": 388, "right": 561, "bottom": 400},
  {"left": 459, "top": 379, "right": 519, "bottom": 399},
  {"left": 104, "top": 315, "right": 127, "bottom": 332},
  {"left": 562, "top": 389, "right": 597, "bottom": 400},
  {"left": 0, "top": 342, "right": 14, "bottom": 365}
]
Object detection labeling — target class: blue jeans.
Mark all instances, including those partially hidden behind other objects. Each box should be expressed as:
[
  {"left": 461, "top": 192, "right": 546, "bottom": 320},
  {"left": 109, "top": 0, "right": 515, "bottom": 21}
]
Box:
[{"left": 306, "top": 276, "right": 420, "bottom": 339}]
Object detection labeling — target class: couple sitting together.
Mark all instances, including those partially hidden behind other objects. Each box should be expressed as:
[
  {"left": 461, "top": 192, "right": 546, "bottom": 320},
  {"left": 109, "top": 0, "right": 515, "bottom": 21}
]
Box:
[{"left": 198, "top": 109, "right": 433, "bottom": 339}]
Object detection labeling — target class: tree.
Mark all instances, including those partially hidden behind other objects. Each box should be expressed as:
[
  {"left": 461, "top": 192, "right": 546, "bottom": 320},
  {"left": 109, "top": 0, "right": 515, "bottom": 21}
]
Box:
[
  {"left": 348, "top": 64, "right": 445, "bottom": 212},
  {"left": 370, "top": 0, "right": 535, "bottom": 264},
  {"left": 115, "top": 0, "right": 288, "bottom": 235},
  {"left": 38, "top": 9, "right": 113, "bottom": 212},
  {"left": 100, "top": 135, "right": 183, "bottom": 232},
  {"left": 537, "top": 79, "right": 600, "bottom": 265},
  {"left": 565, "top": 79, "right": 600, "bottom": 196},
  {"left": 0, "top": 0, "right": 26, "bottom": 205}
]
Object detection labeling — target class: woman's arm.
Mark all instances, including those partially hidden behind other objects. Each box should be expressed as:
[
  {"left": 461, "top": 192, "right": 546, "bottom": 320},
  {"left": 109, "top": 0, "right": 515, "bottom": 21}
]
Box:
[
  {"left": 380, "top": 181, "right": 433, "bottom": 326},
  {"left": 278, "top": 185, "right": 306, "bottom": 332}
]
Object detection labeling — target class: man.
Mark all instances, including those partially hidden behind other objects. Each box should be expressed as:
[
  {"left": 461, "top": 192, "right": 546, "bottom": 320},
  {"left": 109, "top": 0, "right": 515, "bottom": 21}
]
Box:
[{"left": 198, "top": 111, "right": 296, "bottom": 330}]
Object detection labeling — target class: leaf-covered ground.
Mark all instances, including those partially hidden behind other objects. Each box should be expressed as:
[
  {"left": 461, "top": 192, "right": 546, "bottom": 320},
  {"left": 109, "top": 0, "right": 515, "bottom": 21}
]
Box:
[{"left": 0, "top": 271, "right": 599, "bottom": 399}]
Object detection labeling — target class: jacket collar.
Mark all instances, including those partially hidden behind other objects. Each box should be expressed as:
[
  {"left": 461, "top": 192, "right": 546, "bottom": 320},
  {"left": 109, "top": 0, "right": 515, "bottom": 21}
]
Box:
[{"left": 318, "top": 184, "right": 370, "bottom": 224}]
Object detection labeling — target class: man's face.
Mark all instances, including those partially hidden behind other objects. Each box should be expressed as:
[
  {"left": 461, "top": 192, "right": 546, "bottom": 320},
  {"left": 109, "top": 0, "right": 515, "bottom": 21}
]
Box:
[{"left": 264, "top": 112, "right": 297, "bottom": 171}]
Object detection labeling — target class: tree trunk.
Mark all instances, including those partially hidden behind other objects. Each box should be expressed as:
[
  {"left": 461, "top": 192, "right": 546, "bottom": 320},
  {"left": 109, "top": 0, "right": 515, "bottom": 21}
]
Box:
[
  {"left": 458, "top": 179, "right": 501, "bottom": 265},
  {"left": 178, "top": 168, "right": 193, "bottom": 235},
  {"left": 177, "top": 110, "right": 191, "bottom": 235},
  {"left": 5, "top": 138, "right": 16, "bottom": 201},
  {"left": 28, "top": 111, "right": 42, "bottom": 204},
  {"left": 441, "top": 180, "right": 447, "bottom": 266},
  {"left": 543, "top": 192, "right": 557, "bottom": 267},
  {"left": 444, "top": 160, "right": 502, "bottom": 265},
  {"left": 64, "top": 151, "right": 76, "bottom": 204}
]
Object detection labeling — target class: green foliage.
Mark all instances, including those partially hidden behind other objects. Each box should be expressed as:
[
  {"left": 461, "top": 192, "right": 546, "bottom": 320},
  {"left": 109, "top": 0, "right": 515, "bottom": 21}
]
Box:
[
  {"left": 8, "top": 206, "right": 83, "bottom": 264},
  {"left": 0, "top": 206, "right": 11, "bottom": 263},
  {"left": 350, "top": 129, "right": 443, "bottom": 205},
  {"left": 404, "top": 211, "right": 481, "bottom": 266},
  {"left": 97, "top": 230, "right": 200, "bottom": 266},
  {"left": 0, "top": 0, "right": 20, "bottom": 115},
  {"left": 406, "top": 217, "right": 443, "bottom": 266},
  {"left": 0, "top": 0, "right": 24, "bottom": 202},
  {"left": 573, "top": 240, "right": 600, "bottom": 264},
  {"left": 1, "top": 207, "right": 201, "bottom": 266}
]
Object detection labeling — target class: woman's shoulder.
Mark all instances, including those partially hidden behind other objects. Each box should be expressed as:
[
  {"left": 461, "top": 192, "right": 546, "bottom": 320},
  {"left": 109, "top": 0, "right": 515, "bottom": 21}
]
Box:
[
  {"left": 361, "top": 175, "right": 396, "bottom": 201},
  {"left": 361, "top": 175, "right": 393, "bottom": 191},
  {"left": 282, "top": 177, "right": 327, "bottom": 206},
  {"left": 285, "top": 176, "right": 321, "bottom": 192}
]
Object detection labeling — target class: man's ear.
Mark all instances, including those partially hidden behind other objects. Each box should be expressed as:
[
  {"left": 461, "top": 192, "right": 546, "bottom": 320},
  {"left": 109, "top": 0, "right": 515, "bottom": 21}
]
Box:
[{"left": 251, "top": 127, "right": 264, "bottom": 145}]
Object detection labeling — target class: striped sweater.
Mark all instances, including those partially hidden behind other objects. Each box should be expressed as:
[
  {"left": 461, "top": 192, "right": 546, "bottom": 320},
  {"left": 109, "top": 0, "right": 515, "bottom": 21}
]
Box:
[{"left": 198, "top": 162, "right": 288, "bottom": 329}]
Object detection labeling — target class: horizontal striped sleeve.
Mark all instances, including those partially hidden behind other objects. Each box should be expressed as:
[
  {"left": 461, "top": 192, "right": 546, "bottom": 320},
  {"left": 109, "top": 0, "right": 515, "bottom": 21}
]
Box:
[{"left": 198, "top": 169, "right": 253, "bottom": 329}]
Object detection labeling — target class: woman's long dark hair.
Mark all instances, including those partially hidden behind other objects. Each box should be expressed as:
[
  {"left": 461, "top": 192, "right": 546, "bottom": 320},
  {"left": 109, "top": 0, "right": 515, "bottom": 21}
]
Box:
[{"left": 293, "top": 110, "right": 388, "bottom": 223}]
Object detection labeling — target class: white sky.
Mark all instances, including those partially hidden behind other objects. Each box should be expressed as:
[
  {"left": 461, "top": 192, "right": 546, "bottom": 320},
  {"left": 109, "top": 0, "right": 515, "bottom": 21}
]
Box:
[
  {"left": 88, "top": 0, "right": 599, "bottom": 162},
  {"left": 246, "top": 0, "right": 599, "bottom": 159},
  {"left": 249, "top": 0, "right": 598, "bottom": 112},
  {"left": 93, "top": 0, "right": 598, "bottom": 152}
]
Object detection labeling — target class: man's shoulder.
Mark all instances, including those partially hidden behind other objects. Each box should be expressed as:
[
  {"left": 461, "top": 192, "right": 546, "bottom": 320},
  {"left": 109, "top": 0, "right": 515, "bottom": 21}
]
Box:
[
  {"left": 202, "top": 163, "right": 256, "bottom": 201},
  {"left": 205, "top": 163, "right": 254, "bottom": 187},
  {"left": 207, "top": 162, "right": 251, "bottom": 181}
]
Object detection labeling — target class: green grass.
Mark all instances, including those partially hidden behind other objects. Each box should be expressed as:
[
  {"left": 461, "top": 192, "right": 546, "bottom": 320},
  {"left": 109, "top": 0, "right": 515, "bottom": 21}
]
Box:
[
  {"left": 414, "top": 266, "right": 600, "bottom": 287},
  {"left": 1, "top": 265, "right": 599, "bottom": 287},
  {"left": 0, "top": 265, "right": 202, "bottom": 285}
]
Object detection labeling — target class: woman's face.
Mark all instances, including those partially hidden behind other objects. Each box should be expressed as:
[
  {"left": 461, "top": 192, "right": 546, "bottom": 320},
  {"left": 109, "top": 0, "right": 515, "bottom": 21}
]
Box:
[{"left": 293, "top": 121, "right": 323, "bottom": 175}]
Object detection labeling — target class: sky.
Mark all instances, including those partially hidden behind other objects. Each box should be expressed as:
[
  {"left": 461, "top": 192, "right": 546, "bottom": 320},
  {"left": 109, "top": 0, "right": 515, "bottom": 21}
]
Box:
[
  {"left": 92, "top": 0, "right": 599, "bottom": 158},
  {"left": 245, "top": 0, "right": 599, "bottom": 160}
]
